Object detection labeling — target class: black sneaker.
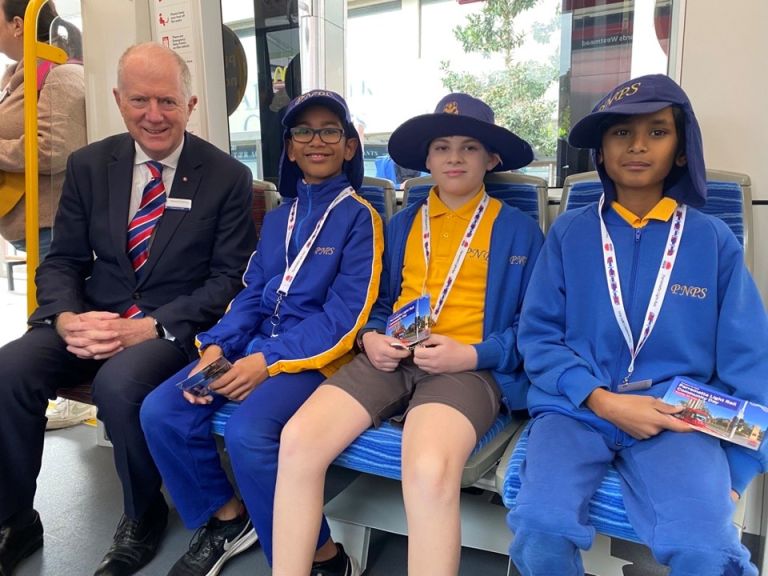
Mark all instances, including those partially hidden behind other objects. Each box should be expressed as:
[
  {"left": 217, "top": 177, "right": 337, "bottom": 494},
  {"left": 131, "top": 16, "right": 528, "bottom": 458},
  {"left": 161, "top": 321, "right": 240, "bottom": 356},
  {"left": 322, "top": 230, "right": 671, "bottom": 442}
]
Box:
[
  {"left": 0, "top": 509, "right": 44, "bottom": 575},
  {"left": 167, "top": 514, "right": 257, "bottom": 576},
  {"left": 311, "top": 543, "right": 360, "bottom": 576}
]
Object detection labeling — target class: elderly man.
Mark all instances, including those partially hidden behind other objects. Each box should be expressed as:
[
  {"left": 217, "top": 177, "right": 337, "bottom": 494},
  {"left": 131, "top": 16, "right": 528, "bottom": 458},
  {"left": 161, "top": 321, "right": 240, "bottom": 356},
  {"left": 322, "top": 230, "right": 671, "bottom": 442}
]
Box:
[{"left": 0, "top": 43, "right": 256, "bottom": 576}]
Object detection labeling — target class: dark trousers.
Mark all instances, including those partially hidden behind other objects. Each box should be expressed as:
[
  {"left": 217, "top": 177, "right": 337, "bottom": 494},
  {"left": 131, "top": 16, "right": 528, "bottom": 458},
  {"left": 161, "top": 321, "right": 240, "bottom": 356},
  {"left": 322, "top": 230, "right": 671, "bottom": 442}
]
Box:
[
  {"left": 141, "top": 363, "right": 327, "bottom": 565},
  {"left": 0, "top": 326, "right": 189, "bottom": 525}
]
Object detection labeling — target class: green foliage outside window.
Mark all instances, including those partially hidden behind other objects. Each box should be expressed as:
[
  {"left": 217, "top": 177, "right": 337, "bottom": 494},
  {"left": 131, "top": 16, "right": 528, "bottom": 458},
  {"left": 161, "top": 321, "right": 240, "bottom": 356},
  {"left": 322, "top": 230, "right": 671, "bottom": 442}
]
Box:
[{"left": 441, "top": 0, "right": 560, "bottom": 158}]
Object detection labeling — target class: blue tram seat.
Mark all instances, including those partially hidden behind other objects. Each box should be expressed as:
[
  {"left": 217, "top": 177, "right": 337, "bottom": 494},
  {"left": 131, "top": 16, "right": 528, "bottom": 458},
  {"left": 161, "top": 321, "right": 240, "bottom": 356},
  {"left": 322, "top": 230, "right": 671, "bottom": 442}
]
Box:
[
  {"left": 402, "top": 172, "right": 549, "bottom": 232},
  {"left": 559, "top": 169, "right": 753, "bottom": 271},
  {"left": 358, "top": 176, "right": 396, "bottom": 224},
  {"left": 212, "top": 401, "right": 524, "bottom": 489}
]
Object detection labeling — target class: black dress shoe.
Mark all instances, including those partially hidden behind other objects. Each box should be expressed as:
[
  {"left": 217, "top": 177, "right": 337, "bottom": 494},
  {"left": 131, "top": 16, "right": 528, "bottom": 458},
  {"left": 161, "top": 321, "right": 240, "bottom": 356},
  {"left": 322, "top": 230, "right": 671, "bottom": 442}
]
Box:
[
  {"left": 0, "top": 510, "right": 44, "bottom": 575},
  {"left": 93, "top": 498, "right": 168, "bottom": 576}
]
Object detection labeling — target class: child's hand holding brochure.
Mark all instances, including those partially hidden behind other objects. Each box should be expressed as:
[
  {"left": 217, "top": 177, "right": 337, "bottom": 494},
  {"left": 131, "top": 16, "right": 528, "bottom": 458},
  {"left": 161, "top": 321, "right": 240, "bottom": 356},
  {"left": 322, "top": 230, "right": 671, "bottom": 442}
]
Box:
[
  {"left": 176, "top": 356, "right": 232, "bottom": 397},
  {"left": 386, "top": 295, "right": 432, "bottom": 349},
  {"left": 662, "top": 377, "right": 768, "bottom": 450}
]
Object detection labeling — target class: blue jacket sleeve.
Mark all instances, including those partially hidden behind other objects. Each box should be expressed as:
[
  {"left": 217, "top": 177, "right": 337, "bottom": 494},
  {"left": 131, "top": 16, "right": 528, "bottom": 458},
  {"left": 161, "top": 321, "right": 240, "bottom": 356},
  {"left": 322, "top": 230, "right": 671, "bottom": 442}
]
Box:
[
  {"left": 474, "top": 212, "right": 544, "bottom": 373},
  {"left": 518, "top": 217, "right": 607, "bottom": 408},
  {"left": 709, "top": 226, "right": 768, "bottom": 490},
  {"left": 195, "top": 246, "right": 264, "bottom": 358}
]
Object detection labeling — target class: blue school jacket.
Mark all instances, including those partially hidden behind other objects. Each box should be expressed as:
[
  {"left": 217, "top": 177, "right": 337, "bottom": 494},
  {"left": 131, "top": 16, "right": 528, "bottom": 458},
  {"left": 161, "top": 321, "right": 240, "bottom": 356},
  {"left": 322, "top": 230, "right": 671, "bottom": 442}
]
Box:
[
  {"left": 197, "top": 174, "right": 384, "bottom": 378},
  {"left": 519, "top": 203, "right": 768, "bottom": 492}
]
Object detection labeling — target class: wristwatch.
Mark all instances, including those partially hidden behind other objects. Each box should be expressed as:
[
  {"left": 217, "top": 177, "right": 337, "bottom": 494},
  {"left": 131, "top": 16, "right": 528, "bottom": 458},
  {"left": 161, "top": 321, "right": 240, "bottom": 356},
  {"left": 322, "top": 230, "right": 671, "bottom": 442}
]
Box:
[
  {"left": 355, "top": 328, "right": 381, "bottom": 352},
  {"left": 153, "top": 318, "right": 176, "bottom": 341},
  {"left": 154, "top": 318, "right": 165, "bottom": 339}
]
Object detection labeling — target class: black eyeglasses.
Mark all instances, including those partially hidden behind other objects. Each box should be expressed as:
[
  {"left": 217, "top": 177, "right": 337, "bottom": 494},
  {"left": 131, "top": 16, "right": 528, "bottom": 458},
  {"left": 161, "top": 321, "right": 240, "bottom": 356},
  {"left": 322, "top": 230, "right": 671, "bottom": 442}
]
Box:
[{"left": 289, "top": 126, "right": 345, "bottom": 144}]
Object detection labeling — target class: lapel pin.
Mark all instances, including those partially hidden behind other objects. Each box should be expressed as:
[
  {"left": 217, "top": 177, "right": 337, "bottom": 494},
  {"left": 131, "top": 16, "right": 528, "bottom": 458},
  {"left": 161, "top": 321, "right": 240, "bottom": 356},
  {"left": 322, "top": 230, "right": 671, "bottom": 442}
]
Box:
[{"left": 182, "top": 176, "right": 188, "bottom": 182}]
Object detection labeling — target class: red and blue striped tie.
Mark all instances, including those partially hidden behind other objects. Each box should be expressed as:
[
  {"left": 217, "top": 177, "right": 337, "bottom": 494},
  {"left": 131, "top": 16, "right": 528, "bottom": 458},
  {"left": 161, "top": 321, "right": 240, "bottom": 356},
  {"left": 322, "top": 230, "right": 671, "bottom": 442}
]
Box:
[{"left": 124, "top": 160, "right": 166, "bottom": 318}]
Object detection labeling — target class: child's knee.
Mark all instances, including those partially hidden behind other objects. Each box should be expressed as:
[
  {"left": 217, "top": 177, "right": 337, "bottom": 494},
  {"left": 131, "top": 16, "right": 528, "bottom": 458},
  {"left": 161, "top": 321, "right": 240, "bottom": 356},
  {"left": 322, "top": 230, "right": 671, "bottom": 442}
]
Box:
[
  {"left": 507, "top": 505, "right": 594, "bottom": 552},
  {"left": 278, "top": 415, "right": 333, "bottom": 471},
  {"left": 139, "top": 389, "right": 161, "bottom": 433},
  {"left": 402, "top": 451, "right": 462, "bottom": 502}
]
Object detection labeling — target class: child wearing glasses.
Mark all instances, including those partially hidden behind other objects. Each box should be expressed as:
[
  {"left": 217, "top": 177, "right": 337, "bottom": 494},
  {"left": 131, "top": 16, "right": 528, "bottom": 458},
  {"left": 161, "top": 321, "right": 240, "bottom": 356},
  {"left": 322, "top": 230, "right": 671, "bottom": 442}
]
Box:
[
  {"left": 272, "top": 93, "right": 544, "bottom": 575},
  {"left": 140, "top": 90, "right": 383, "bottom": 576}
]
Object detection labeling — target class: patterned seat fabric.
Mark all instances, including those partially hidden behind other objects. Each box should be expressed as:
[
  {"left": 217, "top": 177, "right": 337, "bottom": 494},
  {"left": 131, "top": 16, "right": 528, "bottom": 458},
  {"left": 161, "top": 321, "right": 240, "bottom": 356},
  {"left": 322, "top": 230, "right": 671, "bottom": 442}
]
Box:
[{"left": 211, "top": 402, "right": 514, "bottom": 485}]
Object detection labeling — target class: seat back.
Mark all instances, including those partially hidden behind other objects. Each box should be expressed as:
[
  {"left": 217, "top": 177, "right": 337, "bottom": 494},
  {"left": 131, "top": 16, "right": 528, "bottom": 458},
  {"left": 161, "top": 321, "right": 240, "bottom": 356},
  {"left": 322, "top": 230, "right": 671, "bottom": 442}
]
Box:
[
  {"left": 700, "top": 170, "right": 753, "bottom": 271},
  {"left": 401, "top": 172, "right": 548, "bottom": 231},
  {"left": 358, "top": 176, "right": 396, "bottom": 224},
  {"left": 251, "top": 179, "right": 279, "bottom": 240},
  {"left": 558, "top": 171, "right": 604, "bottom": 214},
  {"left": 559, "top": 170, "right": 754, "bottom": 271},
  {"left": 400, "top": 176, "right": 434, "bottom": 212}
]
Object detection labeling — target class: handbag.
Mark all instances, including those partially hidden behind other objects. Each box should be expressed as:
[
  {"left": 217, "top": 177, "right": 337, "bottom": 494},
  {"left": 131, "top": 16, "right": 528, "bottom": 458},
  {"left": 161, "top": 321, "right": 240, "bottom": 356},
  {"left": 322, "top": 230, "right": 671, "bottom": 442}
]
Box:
[{"left": 0, "top": 170, "right": 25, "bottom": 217}]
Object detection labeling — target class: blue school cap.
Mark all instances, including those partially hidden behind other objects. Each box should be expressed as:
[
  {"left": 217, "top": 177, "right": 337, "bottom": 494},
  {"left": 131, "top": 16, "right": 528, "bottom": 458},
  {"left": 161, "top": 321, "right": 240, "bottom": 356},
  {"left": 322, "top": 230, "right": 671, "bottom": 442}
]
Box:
[
  {"left": 388, "top": 93, "right": 533, "bottom": 173},
  {"left": 278, "top": 89, "right": 364, "bottom": 197},
  {"left": 569, "top": 74, "right": 707, "bottom": 208}
]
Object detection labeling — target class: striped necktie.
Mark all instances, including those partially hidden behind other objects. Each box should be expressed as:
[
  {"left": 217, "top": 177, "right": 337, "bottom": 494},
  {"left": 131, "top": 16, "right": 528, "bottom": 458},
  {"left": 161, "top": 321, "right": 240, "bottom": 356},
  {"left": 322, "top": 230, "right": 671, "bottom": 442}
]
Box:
[{"left": 123, "top": 160, "right": 166, "bottom": 318}]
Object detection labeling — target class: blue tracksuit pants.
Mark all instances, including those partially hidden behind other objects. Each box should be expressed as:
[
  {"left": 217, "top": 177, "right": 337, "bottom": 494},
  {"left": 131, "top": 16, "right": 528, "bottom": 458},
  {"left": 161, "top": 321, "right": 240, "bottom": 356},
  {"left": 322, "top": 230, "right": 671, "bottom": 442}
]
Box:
[
  {"left": 507, "top": 413, "right": 757, "bottom": 576},
  {"left": 140, "top": 360, "right": 329, "bottom": 565}
]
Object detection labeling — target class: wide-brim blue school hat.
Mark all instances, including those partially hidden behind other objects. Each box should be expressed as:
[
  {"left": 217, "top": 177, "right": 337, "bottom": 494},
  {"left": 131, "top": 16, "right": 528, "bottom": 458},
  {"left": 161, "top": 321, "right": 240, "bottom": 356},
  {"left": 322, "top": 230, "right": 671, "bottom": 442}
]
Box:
[
  {"left": 569, "top": 74, "right": 707, "bottom": 208},
  {"left": 278, "top": 89, "right": 363, "bottom": 197},
  {"left": 388, "top": 93, "right": 534, "bottom": 173}
]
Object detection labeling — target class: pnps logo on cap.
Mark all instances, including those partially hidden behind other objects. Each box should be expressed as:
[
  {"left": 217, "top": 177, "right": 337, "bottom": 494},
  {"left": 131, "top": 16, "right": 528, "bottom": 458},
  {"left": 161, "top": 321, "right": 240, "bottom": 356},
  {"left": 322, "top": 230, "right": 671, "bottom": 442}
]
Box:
[
  {"left": 443, "top": 101, "right": 459, "bottom": 115},
  {"left": 598, "top": 81, "right": 642, "bottom": 111},
  {"left": 293, "top": 89, "right": 337, "bottom": 106}
]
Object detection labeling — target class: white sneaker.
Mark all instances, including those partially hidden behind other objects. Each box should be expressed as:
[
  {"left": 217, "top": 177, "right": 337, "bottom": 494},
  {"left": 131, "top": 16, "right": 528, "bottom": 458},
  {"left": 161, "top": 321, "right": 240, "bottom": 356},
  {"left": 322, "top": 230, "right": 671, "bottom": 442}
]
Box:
[{"left": 45, "top": 398, "right": 97, "bottom": 430}]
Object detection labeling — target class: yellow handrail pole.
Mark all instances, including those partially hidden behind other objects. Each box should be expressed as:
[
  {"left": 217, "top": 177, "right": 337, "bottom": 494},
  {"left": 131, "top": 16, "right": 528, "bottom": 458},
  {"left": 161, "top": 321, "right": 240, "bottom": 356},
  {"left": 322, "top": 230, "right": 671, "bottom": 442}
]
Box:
[{"left": 23, "top": 0, "right": 66, "bottom": 315}]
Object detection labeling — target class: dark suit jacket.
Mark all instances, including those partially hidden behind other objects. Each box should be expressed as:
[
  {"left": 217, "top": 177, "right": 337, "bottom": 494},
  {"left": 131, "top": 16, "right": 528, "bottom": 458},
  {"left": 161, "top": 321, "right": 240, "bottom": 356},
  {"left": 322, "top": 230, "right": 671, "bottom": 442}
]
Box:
[{"left": 29, "top": 132, "right": 257, "bottom": 357}]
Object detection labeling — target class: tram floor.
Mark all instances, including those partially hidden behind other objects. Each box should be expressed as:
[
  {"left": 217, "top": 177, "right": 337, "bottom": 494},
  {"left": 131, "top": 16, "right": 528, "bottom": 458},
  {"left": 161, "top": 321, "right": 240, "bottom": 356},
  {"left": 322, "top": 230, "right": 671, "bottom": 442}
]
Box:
[{"left": 16, "top": 423, "right": 511, "bottom": 576}]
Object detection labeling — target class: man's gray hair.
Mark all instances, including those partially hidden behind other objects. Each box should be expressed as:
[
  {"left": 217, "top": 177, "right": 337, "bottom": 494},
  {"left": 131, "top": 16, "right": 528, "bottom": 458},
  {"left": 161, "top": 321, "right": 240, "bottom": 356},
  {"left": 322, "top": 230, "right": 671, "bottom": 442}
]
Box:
[{"left": 116, "top": 42, "right": 193, "bottom": 100}]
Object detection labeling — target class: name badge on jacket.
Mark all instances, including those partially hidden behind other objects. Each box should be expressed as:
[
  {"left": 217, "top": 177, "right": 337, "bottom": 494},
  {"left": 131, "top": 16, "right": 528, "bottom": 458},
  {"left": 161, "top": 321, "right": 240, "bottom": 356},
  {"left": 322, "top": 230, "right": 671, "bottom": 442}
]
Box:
[{"left": 166, "top": 198, "right": 192, "bottom": 211}]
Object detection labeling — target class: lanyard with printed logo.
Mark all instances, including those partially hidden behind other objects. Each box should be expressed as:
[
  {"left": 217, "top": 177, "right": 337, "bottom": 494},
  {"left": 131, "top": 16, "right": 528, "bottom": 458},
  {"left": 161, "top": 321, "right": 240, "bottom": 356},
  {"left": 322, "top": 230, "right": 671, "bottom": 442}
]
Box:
[
  {"left": 420, "top": 192, "right": 489, "bottom": 324},
  {"left": 598, "top": 194, "right": 687, "bottom": 383},
  {"left": 270, "top": 186, "right": 353, "bottom": 337}
]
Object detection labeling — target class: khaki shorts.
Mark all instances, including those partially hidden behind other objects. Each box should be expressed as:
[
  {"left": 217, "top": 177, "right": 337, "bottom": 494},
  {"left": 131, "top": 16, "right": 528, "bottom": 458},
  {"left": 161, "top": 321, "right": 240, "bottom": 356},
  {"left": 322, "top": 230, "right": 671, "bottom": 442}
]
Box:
[{"left": 324, "top": 353, "right": 501, "bottom": 441}]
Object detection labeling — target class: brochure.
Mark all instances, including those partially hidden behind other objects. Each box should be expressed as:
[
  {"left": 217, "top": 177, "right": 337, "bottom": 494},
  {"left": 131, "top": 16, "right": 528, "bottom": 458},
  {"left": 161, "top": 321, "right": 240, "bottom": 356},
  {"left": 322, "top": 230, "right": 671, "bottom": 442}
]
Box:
[
  {"left": 662, "top": 377, "right": 768, "bottom": 450},
  {"left": 176, "top": 356, "right": 232, "bottom": 397},
  {"left": 386, "top": 295, "right": 432, "bottom": 349}
]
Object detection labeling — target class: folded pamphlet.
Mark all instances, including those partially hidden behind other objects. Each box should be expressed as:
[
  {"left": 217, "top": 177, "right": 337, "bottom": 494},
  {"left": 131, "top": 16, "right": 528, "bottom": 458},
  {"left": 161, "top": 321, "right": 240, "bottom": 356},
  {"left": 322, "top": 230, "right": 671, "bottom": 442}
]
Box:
[
  {"left": 662, "top": 377, "right": 768, "bottom": 450},
  {"left": 176, "top": 356, "right": 232, "bottom": 397},
  {"left": 386, "top": 295, "right": 432, "bottom": 349}
]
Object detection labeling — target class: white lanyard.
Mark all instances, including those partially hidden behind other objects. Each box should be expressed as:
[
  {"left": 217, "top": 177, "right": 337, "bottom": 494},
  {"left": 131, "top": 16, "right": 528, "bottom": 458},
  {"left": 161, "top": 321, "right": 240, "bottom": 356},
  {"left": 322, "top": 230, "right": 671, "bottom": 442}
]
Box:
[
  {"left": 270, "top": 186, "right": 353, "bottom": 336},
  {"left": 599, "top": 194, "right": 687, "bottom": 382},
  {"left": 421, "top": 192, "right": 489, "bottom": 323}
]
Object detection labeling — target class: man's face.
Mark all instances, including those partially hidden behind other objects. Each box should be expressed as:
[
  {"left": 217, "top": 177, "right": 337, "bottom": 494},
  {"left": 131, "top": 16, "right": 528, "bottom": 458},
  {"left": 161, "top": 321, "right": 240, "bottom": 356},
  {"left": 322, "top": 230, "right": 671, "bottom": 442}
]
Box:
[
  {"left": 113, "top": 49, "right": 197, "bottom": 161},
  {"left": 287, "top": 105, "right": 358, "bottom": 185}
]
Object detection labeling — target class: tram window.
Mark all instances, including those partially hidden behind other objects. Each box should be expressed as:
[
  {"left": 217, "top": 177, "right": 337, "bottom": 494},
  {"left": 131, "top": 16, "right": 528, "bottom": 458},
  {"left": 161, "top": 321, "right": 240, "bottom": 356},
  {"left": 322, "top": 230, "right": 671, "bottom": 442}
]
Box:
[
  {"left": 346, "top": 0, "right": 674, "bottom": 187},
  {"left": 221, "top": 0, "right": 675, "bottom": 189}
]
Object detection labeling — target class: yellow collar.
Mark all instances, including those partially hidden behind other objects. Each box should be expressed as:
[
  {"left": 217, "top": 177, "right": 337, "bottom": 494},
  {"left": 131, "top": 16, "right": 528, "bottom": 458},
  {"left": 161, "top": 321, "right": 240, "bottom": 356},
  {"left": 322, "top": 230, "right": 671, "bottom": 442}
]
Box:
[
  {"left": 428, "top": 185, "right": 486, "bottom": 220},
  {"left": 611, "top": 197, "right": 677, "bottom": 228}
]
